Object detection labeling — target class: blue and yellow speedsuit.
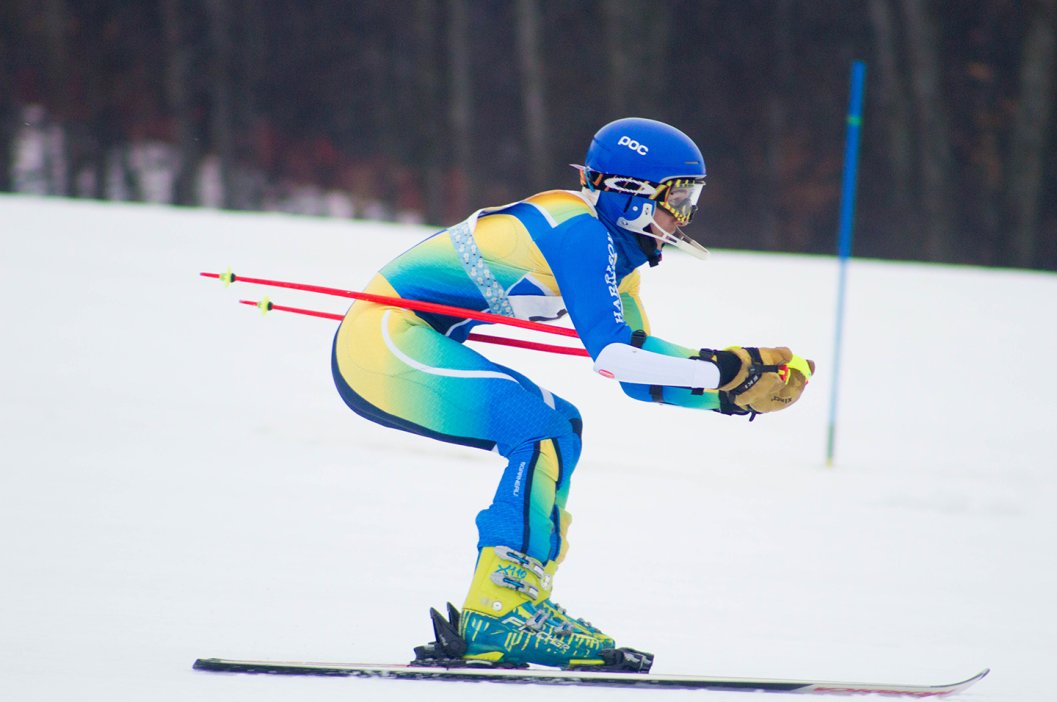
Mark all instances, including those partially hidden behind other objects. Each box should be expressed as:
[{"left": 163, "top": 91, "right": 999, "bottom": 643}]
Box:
[{"left": 332, "top": 190, "right": 721, "bottom": 565}]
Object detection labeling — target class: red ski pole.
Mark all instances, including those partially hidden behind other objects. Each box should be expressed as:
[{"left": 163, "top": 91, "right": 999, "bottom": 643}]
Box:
[
  {"left": 202, "top": 270, "right": 580, "bottom": 339},
  {"left": 238, "top": 298, "right": 590, "bottom": 358}
]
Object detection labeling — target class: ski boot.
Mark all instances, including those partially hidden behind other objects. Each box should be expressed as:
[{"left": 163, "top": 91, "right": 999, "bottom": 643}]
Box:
[
  {"left": 452, "top": 546, "right": 651, "bottom": 670},
  {"left": 412, "top": 602, "right": 656, "bottom": 671}
]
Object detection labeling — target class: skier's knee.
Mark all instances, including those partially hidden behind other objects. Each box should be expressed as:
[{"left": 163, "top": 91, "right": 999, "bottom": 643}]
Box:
[{"left": 550, "top": 395, "right": 582, "bottom": 434}]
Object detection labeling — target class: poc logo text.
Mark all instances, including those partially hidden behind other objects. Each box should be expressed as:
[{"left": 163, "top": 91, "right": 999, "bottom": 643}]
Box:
[{"left": 617, "top": 135, "right": 648, "bottom": 155}]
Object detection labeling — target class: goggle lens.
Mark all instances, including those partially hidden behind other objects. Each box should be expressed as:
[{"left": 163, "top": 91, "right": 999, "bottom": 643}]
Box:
[{"left": 657, "top": 179, "right": 703, "bottom": 224}]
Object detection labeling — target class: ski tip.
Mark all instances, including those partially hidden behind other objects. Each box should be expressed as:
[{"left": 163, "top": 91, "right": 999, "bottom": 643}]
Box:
[
  {"left": 192, "top": 658, "right": 220, "bottom": 671},
  {"left": 956, "top": 668, "right": 990, "bottom": 685},
  {"left": 947, "top": 668, "right": 990, "bottom": 694}
]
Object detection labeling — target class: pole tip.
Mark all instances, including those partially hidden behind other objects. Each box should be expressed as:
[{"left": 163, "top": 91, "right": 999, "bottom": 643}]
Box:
[{"left": 202, "top": 268, "right": 237, "bottom": 285}]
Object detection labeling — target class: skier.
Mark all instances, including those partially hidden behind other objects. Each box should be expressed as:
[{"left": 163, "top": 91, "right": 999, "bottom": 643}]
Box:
[{"left": 331, "top": 117, "right": 814, "bottom": 670}]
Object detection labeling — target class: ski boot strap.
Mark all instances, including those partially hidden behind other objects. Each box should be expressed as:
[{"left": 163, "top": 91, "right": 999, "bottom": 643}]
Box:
[
  {"left": 490, "top": 546, "right": 552, "bottom": 598},
  {"left": 494, "top": 546, "right": 551, "bottom": 589}
]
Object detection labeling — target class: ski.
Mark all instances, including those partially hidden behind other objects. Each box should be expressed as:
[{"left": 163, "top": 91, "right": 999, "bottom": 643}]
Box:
[{"left": 192, "top": 657, "right": 988, "bottom": 697}]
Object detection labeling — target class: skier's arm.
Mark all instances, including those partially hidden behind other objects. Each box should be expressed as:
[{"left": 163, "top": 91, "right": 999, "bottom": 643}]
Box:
[
  {"left": 600, "top": 284, "right": 727, "bottom": 411},
  {"left": 548, "top": 217, "right": 812, "bottom": 416},
  {"left": 547, "top": 221, "right": 726, "bottom": 408},
  {"left": 608, "top": 288, "right": 814, "bottom": 415},
  {"left": 610, "top": 315, "right": 815, "bottom": 416}
]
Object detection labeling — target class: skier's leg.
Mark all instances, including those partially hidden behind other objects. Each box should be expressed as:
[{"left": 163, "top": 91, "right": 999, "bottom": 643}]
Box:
[
  {"left": 545, "top": 393, "right": 581, "bottom": 564},
  {"left": 524, "top": 393, "right": 611, "bottom": 644},
  {"left": 333, "top": 303, "right": 577, "bottom": 561},
  {"left": 333, "top": 303, "right": 613, "bottom": 667}
]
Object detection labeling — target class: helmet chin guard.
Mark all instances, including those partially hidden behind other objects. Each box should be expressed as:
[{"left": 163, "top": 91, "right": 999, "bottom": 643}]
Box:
[{"left": 646, "top": 218, "right": 711, "bottom": 261}]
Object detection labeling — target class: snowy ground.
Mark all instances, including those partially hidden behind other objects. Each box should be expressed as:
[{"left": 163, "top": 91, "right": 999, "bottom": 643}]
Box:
[{"left": 2, "top": 194, "right": 1054, "bottom": 701}]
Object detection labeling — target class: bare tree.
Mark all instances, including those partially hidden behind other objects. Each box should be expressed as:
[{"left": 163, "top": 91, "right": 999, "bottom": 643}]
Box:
[
  {"left": 41, "top": 0, "right": 71, "bottom": 195},
  {"left": 1007, "top": 0, "right": 1057, "bottom": 268},
  {"left": 868, "top": 0, "right": 916, "bottom": 256},
  {"left": 640, "top": 5, "right": 672, "bottom": 118},
  {"left": 205, "top": 0, "right": 237, "bottom": 209},
  {"left": 447, "top": 0, "right": 474, "bottom": 220},
  {"left": 602, "top": 0, "right": 671, "bottom": 119},
  {"left": 415, "top": 0, "right": 445, "bottom": 225},
  {"left": 603, "top": 0, "right": 632, "bottom": 117},
  {"left": 762, "top": 0, "right": 795, "bottom": 251},
  {"left": 235, "top": 0, "right": 267, "bottom": 209},
  {"left": 516, "top": 0, "right": 551, "bottom": 191},
  {"left": 0, "top": 1, "right": 17, "bottom": 192},
  {"left": 900, "top": 0, "right": 956, "bottom": 262},
  {"left": 162, "top": 0, "right": 200, "bottom": 206}
]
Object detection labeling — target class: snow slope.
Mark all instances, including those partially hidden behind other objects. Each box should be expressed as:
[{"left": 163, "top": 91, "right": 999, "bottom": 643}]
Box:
[{"left": 1, "top": 194, "right": 1054, "bottom": 701}]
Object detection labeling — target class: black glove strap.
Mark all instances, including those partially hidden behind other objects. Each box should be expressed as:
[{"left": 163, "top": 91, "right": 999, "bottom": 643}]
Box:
[
  {"left": 727, "top": 347, "right": 784, "bottom": 397},
  {"left": 716, "top": 392, "right": 758, "bottom": 421},
  {"left": 717, "top": 391, "right": 747, "bottom": 416}
]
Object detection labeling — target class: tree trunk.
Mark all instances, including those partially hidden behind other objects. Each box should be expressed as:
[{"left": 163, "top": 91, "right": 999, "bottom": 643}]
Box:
[
  {"left": 446, "top": 0, "right": 474, "bottom": 220},
  {"left": 602, "top": 0, "right": 631, "bottom": 117},
  {"left": 0, "top": 2, "right": 16, "bottom": 192},
  {"left": 867, "top": 0, "right": 916, "bottom": 257},
  {"left": 0, "top": 97, "right": 11, "bottom": 194},
  {"left": 414, "top": 0, "right": 444, "bottom": 225},
  {"left": 41, "top": 0, "right": 71, "bottom": 195},
  {"left": 1007, "top": 0, "right": 1057, "bottom": 269},
  {"left": 602, "top": 0, "right": 670, "bottom": 120},
  {"left": 161, "top": 0, "right": 200, "bottom": 206},
  {"left": 205, "top": 0, "right": 237, "bottom": 209},
  {"left": 235, "top": 0, "right": 266, "bottom": 209},
  {"left": 762, "top": 0, "right": 794, "bottom": 251},
  {"left": 515, "top": 0, "right": 550, "bottom": 191},
  {"left": 642, "top": 5, "right": 671, "bottom": 118},
  {"left": 900, "top": 0, "right": 956, "bottom": 262}
]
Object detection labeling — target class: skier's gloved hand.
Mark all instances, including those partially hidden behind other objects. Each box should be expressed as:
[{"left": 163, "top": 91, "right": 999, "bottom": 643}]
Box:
[{"left": 708, "top": 346, "right": 815, "bottom": 417}]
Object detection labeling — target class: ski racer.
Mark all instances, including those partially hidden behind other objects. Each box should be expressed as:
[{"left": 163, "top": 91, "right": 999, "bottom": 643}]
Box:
[{"left": 331, "top": 117, "right": 815, "bottom": 670}]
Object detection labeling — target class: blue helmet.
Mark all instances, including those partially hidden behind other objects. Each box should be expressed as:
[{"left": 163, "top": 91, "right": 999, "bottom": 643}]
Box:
[{"left": 580, "top": 117, "right": 709, "bottom": 260}]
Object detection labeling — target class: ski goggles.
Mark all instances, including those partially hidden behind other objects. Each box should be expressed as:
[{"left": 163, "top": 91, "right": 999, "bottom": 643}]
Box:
[
  {"left": 653, "top": 178, "right": 704, "bottom": 225},
  {"left": 580, "top": 169, "right": 705, "bottom": 225}
]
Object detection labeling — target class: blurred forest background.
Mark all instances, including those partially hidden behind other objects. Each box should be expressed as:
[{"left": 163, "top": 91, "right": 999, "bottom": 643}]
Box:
[{"left": 1, "top": 0, "right": 1055, "bottom": 270}]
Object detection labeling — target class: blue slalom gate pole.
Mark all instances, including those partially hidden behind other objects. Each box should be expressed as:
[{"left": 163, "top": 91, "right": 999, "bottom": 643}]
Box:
[{"left": 826, "top": 60, "right": 866, "bottom": 467}]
